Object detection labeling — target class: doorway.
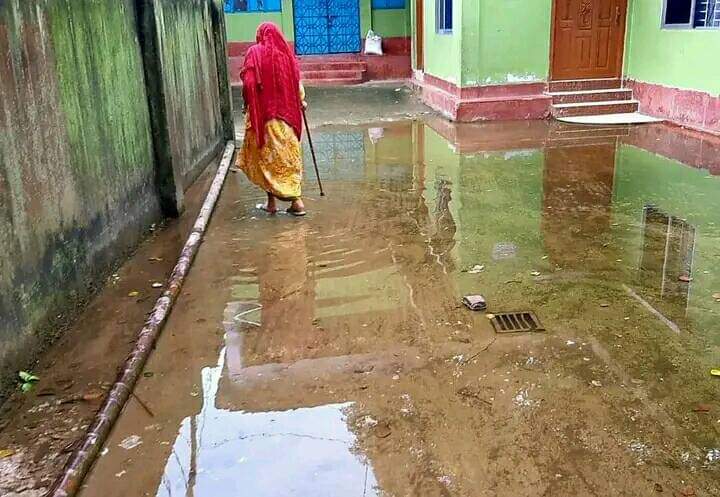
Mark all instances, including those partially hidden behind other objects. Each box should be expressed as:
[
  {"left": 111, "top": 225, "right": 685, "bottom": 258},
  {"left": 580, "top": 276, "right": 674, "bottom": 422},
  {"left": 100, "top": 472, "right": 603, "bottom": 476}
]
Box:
[
  {"left": 293, "top": 0, "right": 362, "bottom": 55},
  {"left": 551, "top": 0, "right": 628, "bottom": 80}
]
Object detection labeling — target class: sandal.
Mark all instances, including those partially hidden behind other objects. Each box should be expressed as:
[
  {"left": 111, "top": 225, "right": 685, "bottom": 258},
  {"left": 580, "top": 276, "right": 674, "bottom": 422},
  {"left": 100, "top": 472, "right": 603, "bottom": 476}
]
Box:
[{"left": 286, "top": 207, "right": 307, "bottom": 217}]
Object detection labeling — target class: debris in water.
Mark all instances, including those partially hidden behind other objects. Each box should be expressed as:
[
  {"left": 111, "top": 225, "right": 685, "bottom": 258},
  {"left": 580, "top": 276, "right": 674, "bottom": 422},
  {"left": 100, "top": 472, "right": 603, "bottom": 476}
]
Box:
[
  {"left": 0, "top": 449, "right": 14, "bottom": 459},
  {"left": 692, "top": 404, "right": 711, "bottom": 413},
  {"left": 530, "top": 271, "right": 541, "bottom": 276},
  {"left": 712, "top": 292, "right": 720, "bottom": 300},
  {"left": 707, "top": 448, "right": 720, "bottom": 463},
  {"left": 711, "top": 369, "right": 720, "bottom": 377},
  {"left": 82, "top": 390, "right": 104, "bottom": 402},
  {"left": 600, "top": 303, "right": 610, "bottom": 308},
  {"left": 115, "top": 470, "right": 127, "bottom": 478},
  {"left": 151, "top": 282, "right": 163, "bottom": 288},
  {"left": 679, "top": 485, "right": 696, "bottom": 496},
  {"left": 654, "top": 483, "right": 663, "bottom": 492},
  {"left": 566, "top": 340, "right": 576, "bottom": 346},
  {"left": 462, "top": 295, "right": 487, "bottom": 311},
  {"left": 590, "top": 380, "right": 602, "bottom": 387},
  {"left": 148, "top": 257, "right": 163, "bottom": 262},
  {"left": 373, "top": 422, "right": 392, "bottom": 439},
  {"left": 467, "top": 264, "right": 485, "bottom": 274},
  {"left": 119, "top": 435, "right": 143, "bottom": 450},
  {"left": 128, "top": 291, "right": 140, "bottom": 297},
  {"left": 678, "top": 275, "right": 693, "bottom": 282}
]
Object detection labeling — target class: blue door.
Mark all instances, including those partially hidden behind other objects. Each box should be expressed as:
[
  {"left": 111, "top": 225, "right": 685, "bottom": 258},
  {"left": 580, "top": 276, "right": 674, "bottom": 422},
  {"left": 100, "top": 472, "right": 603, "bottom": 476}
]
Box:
[{"left": 293, "top": 0, "right": 361, "bottom": 55}]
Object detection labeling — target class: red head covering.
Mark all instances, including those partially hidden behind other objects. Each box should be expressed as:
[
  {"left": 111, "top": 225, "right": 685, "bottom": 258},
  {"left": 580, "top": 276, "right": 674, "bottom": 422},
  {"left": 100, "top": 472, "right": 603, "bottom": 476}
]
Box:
[{"left": 241, "top": 22, "right": 302, "bottom": 148}]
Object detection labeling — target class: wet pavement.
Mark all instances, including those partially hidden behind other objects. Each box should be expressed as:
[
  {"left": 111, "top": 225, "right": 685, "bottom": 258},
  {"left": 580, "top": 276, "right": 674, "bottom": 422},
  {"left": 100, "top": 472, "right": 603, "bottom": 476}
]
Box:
[{"left": 71, "top": 116, "right": 720, "bottom": 497}]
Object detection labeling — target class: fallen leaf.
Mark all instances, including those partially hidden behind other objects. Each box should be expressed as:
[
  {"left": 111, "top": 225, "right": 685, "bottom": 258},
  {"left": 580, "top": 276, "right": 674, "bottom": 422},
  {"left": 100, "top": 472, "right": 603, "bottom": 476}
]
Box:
[
  {"left": 0, "top": 449, "right": 14, "bottom": 458},
  {"left": 712, "top": 292, "right": 720, "bottom": 300},
  {"left": 591, "top": 380, "right": 602, "bottom": 387},
  {"left": 128, "top": 291, "right": 140, "bottom": 297},
  {"left": 530, "top": 271, "right": 541, "bottom": 277}
]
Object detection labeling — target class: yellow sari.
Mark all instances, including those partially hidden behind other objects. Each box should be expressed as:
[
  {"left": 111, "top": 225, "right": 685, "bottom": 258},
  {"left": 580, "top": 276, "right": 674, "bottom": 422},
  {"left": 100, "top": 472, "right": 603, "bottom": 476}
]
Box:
[{"left": 238, "top": 85, "right": 305, "bottom": 201}]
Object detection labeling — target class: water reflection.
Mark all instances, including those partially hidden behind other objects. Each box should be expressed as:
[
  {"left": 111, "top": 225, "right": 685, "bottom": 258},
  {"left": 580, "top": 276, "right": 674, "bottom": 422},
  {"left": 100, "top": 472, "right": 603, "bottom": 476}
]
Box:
[{"left": 156, "top": 351, "right": 378, "bottom": 497}]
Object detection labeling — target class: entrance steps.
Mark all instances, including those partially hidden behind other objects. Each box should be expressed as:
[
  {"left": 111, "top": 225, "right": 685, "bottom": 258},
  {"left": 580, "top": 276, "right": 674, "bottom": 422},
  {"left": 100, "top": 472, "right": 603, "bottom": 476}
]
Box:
[
  {"left": 300, "top": 58, "right": 367, "bottom": 86},
  {"left": 547, "top": 79, "right": 639, "bottom": 118}
]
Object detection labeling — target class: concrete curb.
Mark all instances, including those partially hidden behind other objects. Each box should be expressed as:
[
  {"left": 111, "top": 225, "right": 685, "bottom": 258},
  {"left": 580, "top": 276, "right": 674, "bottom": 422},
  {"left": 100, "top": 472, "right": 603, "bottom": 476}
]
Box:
[{"left": 48, "top": 141, "right": 236, "bottom": 497}]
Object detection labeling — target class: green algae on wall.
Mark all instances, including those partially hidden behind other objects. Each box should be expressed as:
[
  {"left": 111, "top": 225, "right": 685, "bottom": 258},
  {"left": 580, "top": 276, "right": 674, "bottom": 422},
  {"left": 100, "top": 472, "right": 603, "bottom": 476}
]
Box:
[
  {"left": 0, "top": 0, "right": 231, "bottom": 395},
  {"left": 154, "top": 0, "right": 225, "bottom": 189},
  {"left": 624, "top": 0, "right": 720, "bottom": 94},
  {"left": 0, "top": 0, "right": 160, "bottom": 390}
]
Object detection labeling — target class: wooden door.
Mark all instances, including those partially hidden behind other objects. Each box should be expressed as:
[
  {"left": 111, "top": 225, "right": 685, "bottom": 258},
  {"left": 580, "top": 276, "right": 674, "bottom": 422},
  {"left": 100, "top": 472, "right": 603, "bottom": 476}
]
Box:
[
  {"left": 551, "top": 0, "right": 627, "bottom": 80},
  {"left": 416, "top": 0, "right": 424, "bottom": 70}
]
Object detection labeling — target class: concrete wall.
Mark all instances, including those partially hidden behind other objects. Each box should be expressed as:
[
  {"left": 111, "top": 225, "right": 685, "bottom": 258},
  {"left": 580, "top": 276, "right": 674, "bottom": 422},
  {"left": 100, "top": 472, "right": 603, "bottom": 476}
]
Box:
[
  {"left": 417, "top": 0, "right": 551, "bottom": 87},
  {"left": 0, "top": 0, "right": 231, "bottom": 392}
]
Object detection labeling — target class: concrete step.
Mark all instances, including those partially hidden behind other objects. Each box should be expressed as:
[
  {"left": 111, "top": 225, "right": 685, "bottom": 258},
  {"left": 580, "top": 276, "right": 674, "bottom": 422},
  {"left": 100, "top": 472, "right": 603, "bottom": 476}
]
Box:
[
  {"left": 301, "top": 69, "right": 365, "bottom": 80},
  {"left": 551, "top": 99, "right": 639, "bottom": 118},
  {"left": 300, "top": 61, "right": 367, "bottom": 72},
  {"left": 548, "top": 78, "right": 622, "bottom": 92},
  {"left": 303, "top": 76, "right": 365, "bottom": 87},
  {"left": 548, "top": 88, "right": 633, "bottom": 105}
]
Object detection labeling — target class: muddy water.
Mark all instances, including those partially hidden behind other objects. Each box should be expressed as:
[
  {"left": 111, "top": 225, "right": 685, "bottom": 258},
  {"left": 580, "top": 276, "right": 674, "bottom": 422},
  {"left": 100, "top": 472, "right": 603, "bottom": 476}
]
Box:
[{"left": 79, "top": 120, "right": 720, "bottom": 497}]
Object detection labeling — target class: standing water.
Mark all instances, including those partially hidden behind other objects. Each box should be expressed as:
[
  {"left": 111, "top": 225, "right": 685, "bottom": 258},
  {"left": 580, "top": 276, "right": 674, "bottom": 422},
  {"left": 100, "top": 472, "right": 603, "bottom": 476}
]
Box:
[{"left": 78, "top": 118, "right": 720, "bottom": 497}]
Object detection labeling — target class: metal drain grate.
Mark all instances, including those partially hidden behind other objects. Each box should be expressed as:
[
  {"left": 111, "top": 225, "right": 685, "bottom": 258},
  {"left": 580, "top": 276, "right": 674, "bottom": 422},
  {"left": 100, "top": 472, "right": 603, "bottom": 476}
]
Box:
[{"left": 490, "top": 312, "right": 544, "bottom": 333}]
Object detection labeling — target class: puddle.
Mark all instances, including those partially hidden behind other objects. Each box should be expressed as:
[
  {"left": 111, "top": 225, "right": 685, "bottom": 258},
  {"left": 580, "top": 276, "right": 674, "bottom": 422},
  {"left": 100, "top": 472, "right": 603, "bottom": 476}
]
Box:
[{"left": 79, "top": 118, "right": 720, "bottom": 497}]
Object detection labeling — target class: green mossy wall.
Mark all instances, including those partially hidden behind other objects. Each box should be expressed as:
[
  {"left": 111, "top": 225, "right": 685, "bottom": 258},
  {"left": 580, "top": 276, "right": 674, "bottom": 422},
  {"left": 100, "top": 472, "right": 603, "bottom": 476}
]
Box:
[{"left": 0, "top": 0, "right": 230, "bottom": 394}]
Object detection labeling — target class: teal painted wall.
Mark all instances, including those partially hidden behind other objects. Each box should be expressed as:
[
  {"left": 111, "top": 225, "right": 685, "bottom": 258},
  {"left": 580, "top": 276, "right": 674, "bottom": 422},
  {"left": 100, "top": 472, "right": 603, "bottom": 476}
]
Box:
[
  {"left": 625, "top": 0, "right": 720, "bottom": 94},
  {"left": 225, "top": 1, "right": 410, "bottom": 43}
]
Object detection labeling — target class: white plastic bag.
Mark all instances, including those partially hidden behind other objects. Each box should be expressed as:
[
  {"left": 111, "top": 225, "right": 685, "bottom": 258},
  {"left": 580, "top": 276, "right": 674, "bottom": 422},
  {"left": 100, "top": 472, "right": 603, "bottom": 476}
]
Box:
[{"left": 364, "top": 30, "right": 383, "bottom": 56}]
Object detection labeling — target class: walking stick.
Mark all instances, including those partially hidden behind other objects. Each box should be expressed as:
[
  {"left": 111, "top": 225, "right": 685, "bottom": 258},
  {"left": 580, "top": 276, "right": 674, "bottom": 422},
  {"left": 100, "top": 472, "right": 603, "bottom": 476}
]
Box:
[{"left": 302, "top": 108, "right": 325, "bottom": 197}]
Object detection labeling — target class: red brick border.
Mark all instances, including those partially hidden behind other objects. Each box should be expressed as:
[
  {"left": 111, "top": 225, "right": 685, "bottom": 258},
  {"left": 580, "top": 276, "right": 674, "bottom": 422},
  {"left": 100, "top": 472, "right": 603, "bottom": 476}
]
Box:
[
  {"left": 413, "top": 73, "right": 551, "bottom": 122},
  {"left": 625, "top": 79, "right": 720, "bottom": 137}
]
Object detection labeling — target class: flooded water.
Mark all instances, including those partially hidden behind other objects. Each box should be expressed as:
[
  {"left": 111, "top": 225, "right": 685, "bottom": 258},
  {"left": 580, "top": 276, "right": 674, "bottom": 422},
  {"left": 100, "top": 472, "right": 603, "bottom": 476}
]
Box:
[{"left": 79, "top": 119, "right": 720, "bottom": 497}]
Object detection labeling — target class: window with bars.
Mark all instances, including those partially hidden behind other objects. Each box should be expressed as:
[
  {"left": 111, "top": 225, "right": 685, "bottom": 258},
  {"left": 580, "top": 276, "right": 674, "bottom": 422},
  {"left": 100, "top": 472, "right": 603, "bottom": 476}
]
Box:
[
  {"left": 372, "top": 0, "right": 406, "bottom": 9},
  {"left": 436, "top": 0, "right": 452, "bottom": 33},
  {"left": 224, "top": 0, "right": 282, "bottom": 13},
  {"left": 663, "top": 0, "right": 720, "bottom": 28}
]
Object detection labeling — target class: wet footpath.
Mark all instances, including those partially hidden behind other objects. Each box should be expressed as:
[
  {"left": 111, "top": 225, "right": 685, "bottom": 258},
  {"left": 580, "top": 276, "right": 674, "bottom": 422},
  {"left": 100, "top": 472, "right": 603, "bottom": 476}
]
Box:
[
  {"left": 2, "top": 86, "right": 720, "bottom": 497},
  {"left": 78, "top": 114, "right": 720, "bottom": 497}
]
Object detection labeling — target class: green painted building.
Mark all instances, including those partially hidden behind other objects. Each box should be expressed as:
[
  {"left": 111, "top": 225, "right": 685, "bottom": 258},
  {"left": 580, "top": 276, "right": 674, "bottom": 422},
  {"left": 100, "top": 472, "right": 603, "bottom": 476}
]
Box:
[{"left": 226, "top": 1, "right": 719, "bottom": 134}]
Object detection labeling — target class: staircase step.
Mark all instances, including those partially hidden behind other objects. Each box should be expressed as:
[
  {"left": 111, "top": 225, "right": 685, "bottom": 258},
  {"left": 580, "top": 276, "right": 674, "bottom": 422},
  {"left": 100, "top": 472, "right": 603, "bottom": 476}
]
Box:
[
  {"left": 548, "top": 78, "right": 622, "bottom": 92},
  {"left": 303, "top": 76, "right": 365, "bottom": 87},
  {"left": 301, "top": 69, "right": 365, "bottom": 80},
  {"left": 548, "top": 88, "right": 633, "bottom": 105},
  {"left": 552, "top": 100, "right": 639, "bottom": 118},
  {"left": 299, "top": 61, "right": 367, "bottom": 72}
]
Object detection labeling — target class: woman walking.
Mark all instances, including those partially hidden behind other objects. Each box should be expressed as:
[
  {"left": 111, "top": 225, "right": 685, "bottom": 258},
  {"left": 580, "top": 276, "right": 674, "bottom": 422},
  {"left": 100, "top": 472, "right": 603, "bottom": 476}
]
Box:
[{"left": 238, "top": 22, "right": 307, "bottom": 216}]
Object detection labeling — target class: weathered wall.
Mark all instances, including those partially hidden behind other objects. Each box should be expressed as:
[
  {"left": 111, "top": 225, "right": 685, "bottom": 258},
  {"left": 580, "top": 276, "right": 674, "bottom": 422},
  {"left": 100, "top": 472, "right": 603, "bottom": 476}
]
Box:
[
  {"left": 418, "top": 0, "right": 462, "bottom": 84},
  {"left": 0, "top": 0, "right": 231, "bottom": 391},
  {"left": 154, "top": 0, "right": 226, "bottom": 190}
]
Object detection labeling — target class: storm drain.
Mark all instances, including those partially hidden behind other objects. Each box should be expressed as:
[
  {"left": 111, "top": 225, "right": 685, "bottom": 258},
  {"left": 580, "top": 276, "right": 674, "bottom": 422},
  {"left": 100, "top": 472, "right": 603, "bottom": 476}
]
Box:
[{"left": 490, "top": 312, "right": 544, "bottom": 333}]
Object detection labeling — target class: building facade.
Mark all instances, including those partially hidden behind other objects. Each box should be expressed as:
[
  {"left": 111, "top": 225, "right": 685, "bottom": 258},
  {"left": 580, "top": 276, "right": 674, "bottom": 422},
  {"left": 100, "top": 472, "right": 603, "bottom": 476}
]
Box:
[{"left": 226, "top": 0, "right": 720, "bottom": 135}]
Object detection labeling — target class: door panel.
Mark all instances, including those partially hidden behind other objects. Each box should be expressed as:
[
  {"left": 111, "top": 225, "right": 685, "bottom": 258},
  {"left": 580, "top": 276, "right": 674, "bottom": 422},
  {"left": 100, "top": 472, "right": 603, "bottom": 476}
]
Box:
[
  {"left": 328, "top": 0, "right": 361, "bottom": 53},
  {"left": 551, "top": 0, "right": 627, "bottom": 80},
  {"left": 294, "top": 0, "right": 360, "bottom": 55}
]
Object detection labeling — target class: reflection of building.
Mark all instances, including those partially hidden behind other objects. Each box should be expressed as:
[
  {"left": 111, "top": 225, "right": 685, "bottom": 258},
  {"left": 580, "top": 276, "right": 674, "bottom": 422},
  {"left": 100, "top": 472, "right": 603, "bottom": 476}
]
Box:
[{"left": 637, "top": 205, "right": 696, "bottom": 321}]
